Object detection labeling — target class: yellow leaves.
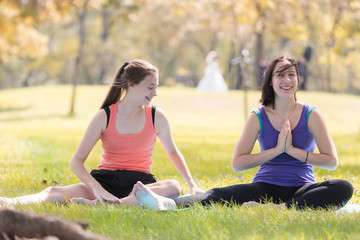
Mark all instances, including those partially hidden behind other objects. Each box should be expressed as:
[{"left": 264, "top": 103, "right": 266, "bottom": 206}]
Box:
[
  {"left": 0, "top": 0, "right": 106, "bottom": 64},
  {"left": 16, "top": 23, "right": 49, "bottom": 59},
  {"left": 0, "top": 21, "right": 48, "bottom": 61},
  {"left": 35, "top": 0, "right": 101, "bottom": 22},
  {"left": 72, "top": 0, "right": 89, "bottom": 8},
  {"left": 0, "top": 1, "right": 20, "bottom": 18},
  {"left": 37, "top": 0, "right": 67, "bottom": 22},
  {"left": 0, "top": 1, "right": 50, "bottom": 61},
  {"left": 0, "top": 1, "right": 19, "bottom": 35}
]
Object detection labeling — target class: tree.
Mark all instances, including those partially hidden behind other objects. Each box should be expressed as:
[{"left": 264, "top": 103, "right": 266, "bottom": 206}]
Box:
[
  {"left": 0, "top": 1, "right": 49, "bottom": 88},
  {"left": 95, "top": 0, "right": 140, "bottom": 84},
  {"left": 69, "top": 0, "right": 90, "bottom": 116},
  {"left": 1, "top": 0, "right": 360, "bottom": 94},
  {"left": 322, "top": 0, "right": 348, "bottom": 92}
]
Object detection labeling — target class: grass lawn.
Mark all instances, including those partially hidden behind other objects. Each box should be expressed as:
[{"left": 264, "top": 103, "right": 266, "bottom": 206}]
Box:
[{"left": 0, "top": 85, "right": 360, "bottom": 239}]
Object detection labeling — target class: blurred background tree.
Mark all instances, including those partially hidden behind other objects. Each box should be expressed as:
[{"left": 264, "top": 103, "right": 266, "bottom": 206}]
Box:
[{"left": 0, "top": 0, "right": 359, "bottom": 94}]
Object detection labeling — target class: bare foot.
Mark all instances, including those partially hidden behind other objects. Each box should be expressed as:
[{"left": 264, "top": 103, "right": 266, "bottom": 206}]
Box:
[
  {"left": 71, "top": 197, "right": 122, "bottom": 206},
  {"left": 132, "top": 181, "right": 176, "bottom": 210},
  {"left": 70, "top": 197, "right": 100, "bottom": 206},
  {"left": 242, "top": 201, "right": 260, "bottom": 207}
]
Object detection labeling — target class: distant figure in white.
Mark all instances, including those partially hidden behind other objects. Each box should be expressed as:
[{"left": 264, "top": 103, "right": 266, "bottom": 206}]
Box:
[{"left": 197, "top": 51, "right": 228, "bottom": 92}]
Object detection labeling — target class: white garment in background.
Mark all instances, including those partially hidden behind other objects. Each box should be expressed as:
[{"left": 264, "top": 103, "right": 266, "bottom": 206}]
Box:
[{"left": 197, "top": 52, "right": 228, "bottom": 93}]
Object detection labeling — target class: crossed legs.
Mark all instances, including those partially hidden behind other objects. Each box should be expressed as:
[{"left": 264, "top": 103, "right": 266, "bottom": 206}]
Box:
[
  {"left": 132, "top": 180, "right": 353, "bottom": 210},
  {"left": 0, "top": 179, "right": 182, "bottom": 206}
]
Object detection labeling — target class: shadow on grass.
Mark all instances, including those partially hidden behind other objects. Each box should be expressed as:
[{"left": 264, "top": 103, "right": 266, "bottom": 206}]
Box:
[
  {"left": 0, "top": 105, "right": 31, "bottom": 113},
  {"left": 0, "top": 104, "right": 76, "bottom": 121},
  {"left": 0, "top": 113, "right": 74, "bottom": 122}
]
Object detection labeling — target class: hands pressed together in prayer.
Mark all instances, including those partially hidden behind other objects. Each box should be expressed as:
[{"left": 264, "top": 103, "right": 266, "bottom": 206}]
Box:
[{"left": 276, "top": 119, "right": 294, "bottom": 155}]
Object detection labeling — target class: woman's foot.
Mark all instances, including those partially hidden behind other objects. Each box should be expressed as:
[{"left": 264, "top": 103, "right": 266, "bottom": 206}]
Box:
[
  {"left": 71, "top": 197, "right": 122, "bottom": 206},
  {"left": 70, "top": 197, "right": 100, "bottom": 206},
  {"left": 242, "top": 201, "right": 261, "bottom": 207},
  {"left": 132, "top": 181, "right": 176, "bottom": 210}
]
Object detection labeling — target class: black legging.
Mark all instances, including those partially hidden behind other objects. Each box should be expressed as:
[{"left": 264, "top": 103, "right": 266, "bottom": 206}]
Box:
[{"left": 174, "top": 179, "right": 353, "bottom": 210}]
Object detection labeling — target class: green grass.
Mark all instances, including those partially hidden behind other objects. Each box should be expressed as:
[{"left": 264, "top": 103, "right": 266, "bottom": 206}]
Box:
[{"left": 1, "top": 85, "right": 360, "bottom": 239}]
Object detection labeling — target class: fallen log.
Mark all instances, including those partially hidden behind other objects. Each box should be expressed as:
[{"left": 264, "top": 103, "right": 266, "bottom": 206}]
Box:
[{"left": 0, "top": 208, "right": 110, "bottom": 240}]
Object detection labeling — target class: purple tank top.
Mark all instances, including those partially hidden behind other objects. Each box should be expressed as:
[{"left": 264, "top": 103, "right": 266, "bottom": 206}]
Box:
[{"left": 252, "top": 103, "right": 316, "bottom": 187}]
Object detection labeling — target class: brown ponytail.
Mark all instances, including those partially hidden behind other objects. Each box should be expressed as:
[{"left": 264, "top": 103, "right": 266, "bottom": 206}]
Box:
[{"left": 100, "top": 60, "right": 158, "bottom": 109}]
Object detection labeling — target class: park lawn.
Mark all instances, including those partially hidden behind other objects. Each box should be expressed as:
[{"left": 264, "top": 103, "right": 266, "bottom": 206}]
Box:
[{"left": 1, "top": 85, "right": 360, "bottom": 240}]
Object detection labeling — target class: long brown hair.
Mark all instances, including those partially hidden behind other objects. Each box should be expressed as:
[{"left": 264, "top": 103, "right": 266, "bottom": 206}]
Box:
[
  {"left": 100, "top": 60, "right": 158, "bottom": 109},
  {"left": 259, "top": 54, "right": 300, "bottom": 108}
]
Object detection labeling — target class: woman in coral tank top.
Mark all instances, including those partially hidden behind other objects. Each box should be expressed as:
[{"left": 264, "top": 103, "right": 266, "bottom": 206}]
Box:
[{"left": 1, "top": 60, "right": 203, "bottom": 206}]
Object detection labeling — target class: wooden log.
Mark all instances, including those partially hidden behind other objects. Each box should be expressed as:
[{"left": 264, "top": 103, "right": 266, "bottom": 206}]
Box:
[{"left": 0, "top": 208, "right": 110, "bottom": 240}]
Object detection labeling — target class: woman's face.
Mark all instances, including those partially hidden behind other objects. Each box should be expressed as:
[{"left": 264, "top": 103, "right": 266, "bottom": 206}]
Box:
[
  {"left": 130, "top": 74, "right": 159, "bottom": 106},
  {"left": 271, "top": 60, "right": 298, "bottom": 99}
]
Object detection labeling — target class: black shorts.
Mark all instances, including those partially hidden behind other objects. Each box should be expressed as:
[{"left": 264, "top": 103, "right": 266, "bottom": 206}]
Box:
[{"left": 90, "top": 169, "right": 157, "bottom": 198}]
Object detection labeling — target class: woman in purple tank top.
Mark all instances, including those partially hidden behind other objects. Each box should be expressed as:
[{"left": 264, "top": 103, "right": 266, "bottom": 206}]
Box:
[{"left": 131, "top": 54, "right": 353, "bottom": 210}]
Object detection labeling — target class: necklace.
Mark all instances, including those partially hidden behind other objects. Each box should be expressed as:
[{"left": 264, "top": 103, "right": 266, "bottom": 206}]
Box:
[{"left": 274, "top": 102, "right": 297, "bottom": 121}]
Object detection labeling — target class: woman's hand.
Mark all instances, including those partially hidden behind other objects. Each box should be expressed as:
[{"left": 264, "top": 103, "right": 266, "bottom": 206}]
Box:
[
  {"left": 189, "top": 185, "right": 205, "bottom": 195},
  {"left": 91, "top": 184, "right": 121, "bottom": 204},
  {"left": 276, "top": 120, "right": 290, "bottom": 154},
  {"left": 284, "top": 120, "right": 293, "bottom": 154}
]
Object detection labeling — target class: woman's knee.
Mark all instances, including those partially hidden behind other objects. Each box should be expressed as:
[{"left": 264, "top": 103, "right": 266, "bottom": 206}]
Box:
[
  {"left": 334, "top": 179, "right": 354, "bottom": 202},
  {"left": 168, "top": 180, "right": 182, "bottom": 196},
  {"left": 159, "top": 179, "right": 182, "bottom": 197},
  {"left": 202, "top": 188, "right": 224, "bottom": 202},
  {"left": 41, "top": 186, "right": 64, "bottom": 202},
  {"left": 289, "top": 179, "right": 354, "bottom": 209}
]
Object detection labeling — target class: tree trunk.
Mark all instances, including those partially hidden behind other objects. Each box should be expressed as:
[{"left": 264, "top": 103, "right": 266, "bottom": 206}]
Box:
[
  {"left": 96, "top": 5, "right": 111, "bottom": 84},
  {"left": 324, "top": 1, "right": 345, "bottom": 92},
  {"left": 253, "top": 1, "right": 265, "bottom": 90},
  {"left": 254, "top": 31, "right": 264, "bottom": 89},
  {"left": 69, "top": 0, "right": 89, "bottom": 116},
  {"left": 23, "top": 70, "right": 33, "bottom": 87},
  {"left": 326, "top": 48, "right": 332, "bottom": 92}
]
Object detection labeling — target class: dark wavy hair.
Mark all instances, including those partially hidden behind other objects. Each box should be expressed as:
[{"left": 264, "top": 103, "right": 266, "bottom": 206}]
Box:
[{"left": 259, "top": 54, "right": 300, "bottom": 108}]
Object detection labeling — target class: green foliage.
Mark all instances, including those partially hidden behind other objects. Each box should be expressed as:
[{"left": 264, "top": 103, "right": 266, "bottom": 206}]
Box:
[
  {"left": 1, "top": 0, "right": 360, "bottom": 92},
  {"left": 1, "top": 86, "right": 360, "bottom": 239}
]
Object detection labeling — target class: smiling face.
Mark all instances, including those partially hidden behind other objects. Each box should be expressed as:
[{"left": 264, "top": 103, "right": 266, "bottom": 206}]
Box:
[
  {"left": 130, "top": 73, "right": 159, "bottom": 106},
  {"left": 271, "top": 60, "right": 298, "bottom": 99},
  {"left": 260, "top": 55, "right": 300, "bottom": 107}
]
